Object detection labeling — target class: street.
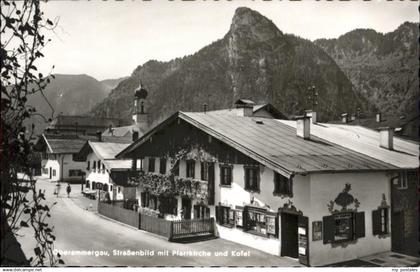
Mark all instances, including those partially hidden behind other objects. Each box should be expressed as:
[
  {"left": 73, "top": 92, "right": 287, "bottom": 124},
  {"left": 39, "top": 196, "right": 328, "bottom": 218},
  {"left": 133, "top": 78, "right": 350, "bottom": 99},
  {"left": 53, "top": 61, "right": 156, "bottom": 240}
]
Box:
[{"left": 16, "top": 177, "right": 300, "bottom": 267}]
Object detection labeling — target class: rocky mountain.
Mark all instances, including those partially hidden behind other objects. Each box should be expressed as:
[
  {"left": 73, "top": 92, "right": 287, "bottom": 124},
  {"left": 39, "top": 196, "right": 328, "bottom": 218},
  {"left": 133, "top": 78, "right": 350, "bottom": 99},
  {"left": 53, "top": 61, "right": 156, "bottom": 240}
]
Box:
[
  {"left": 91, "top": 7, "right": 368, "bottom": 126},
  {"left": 26, "top": 74, "right": 111, "bottom": 135},
  {"left": 315, "top": 22, "right": 418, "bottom": 116}
]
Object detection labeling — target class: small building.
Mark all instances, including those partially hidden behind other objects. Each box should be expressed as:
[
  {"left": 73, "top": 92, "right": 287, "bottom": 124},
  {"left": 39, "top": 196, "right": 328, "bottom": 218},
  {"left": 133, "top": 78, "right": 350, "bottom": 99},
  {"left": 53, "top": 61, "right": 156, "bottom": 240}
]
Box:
[
  {"left": 35, "top": 134, "right": 97, "bottom": 182},
  {"left": 116, "top": 109, "right": 418, "bottom": 266},
  {"left": 46, "top": 115, "right": 121, "bottom": 136},
  {"left": 77, "top": 141, "right": 132, "bottom": 202}
]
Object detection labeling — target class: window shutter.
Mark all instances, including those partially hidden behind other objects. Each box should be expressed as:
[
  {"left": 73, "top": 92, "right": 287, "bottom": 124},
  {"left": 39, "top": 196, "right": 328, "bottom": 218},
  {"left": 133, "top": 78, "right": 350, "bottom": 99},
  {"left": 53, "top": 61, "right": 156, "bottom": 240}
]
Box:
[
  {"left": 354, "top": 211, "right": 365, "bottom": 239},
  {"left": 323, "top": 215, "right": 335, "bottom": 244},
  {"left": 372, "top": 209, "right": 381, "bottom": 236},
  {"left": 201, "top": 162, "right": 205, "bottom": 180}
]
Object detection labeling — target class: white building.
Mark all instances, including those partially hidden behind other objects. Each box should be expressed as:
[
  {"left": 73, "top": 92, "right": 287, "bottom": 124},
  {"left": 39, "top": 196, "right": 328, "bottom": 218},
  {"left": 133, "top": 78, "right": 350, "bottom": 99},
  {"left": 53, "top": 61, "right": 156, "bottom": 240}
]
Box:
[
  {"left": 36, "top": 134, "right": 96, "bottom": 182},
  {"left": 116, "top": 107, "right": 418, "bottom": 266},
  {"left": 77, "top": 141, "right": 132, "bottom": 201}
]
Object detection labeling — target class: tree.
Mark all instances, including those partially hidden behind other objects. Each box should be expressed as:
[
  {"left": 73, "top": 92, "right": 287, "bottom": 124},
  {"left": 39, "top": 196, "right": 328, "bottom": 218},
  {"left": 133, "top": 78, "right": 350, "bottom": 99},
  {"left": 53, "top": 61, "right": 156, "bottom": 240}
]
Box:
[{"left": 1, "top": 0, "right": 63, "bottom": 266}]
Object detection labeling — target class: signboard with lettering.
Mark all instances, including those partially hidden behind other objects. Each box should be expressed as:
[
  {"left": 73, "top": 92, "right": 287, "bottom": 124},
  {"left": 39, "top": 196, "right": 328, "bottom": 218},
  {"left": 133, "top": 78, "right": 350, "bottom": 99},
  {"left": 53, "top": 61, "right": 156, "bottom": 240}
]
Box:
[
  {"left": 235, "top": 210, "right": 243, "bottom": 227},
  {"left": 266, "top": 215, "right": 276, "bottom": 235},
  {"left": 298, "top": 215, "right": 309, "bottom": 266}
]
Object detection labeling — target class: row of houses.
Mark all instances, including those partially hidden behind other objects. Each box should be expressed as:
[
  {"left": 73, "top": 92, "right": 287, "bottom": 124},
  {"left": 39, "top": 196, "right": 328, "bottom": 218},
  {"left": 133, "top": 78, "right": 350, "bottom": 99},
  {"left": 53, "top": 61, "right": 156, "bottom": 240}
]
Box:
[{"left": 35, "top": 82, "right": 419, "bottom": 266}]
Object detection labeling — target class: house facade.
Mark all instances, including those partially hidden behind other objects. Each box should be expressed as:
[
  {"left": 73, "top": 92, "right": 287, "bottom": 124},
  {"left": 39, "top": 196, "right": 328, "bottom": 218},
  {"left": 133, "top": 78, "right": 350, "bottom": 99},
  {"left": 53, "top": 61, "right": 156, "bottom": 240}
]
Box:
[
  {"left": 117, "top": 110, "right": 417, "bottom": 266},
  {"left": 35, "top": 134, "right": 96, "bottom": 182},
  {"left": 77, "top": 141, "right": 132, "bottom": 202}
]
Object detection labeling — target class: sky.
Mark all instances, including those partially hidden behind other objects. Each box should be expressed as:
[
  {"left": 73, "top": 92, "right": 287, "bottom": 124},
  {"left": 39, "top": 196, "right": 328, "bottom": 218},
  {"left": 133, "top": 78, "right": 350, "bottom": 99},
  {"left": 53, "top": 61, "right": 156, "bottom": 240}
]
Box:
[{"left": 37, "top": 1, "right": 418, "bottom": 81}]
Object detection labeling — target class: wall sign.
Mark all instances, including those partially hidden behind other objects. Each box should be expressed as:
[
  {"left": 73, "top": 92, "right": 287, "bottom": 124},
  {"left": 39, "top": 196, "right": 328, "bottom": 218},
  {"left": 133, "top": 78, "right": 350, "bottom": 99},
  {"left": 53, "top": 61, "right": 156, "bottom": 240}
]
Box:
[
  {"left": 235, "top": 209, "right": 243, "bottom": 227},
  {"left": 312, "top": 221, "right": 323, "bottom": 241},
  {"left": 266, "top": 215, "right": 276, "bottom": 235}
]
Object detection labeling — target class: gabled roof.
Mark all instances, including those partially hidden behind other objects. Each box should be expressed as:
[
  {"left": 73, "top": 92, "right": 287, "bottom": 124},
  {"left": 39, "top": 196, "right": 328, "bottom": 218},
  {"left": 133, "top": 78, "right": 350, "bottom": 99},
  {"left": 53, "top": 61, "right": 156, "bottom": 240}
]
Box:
[
  {"left": 39, "top": 134, "right": 97, "bottom": 154},
  {"left": 278, "top": 120, "right": 419, "bottom": 169},
  {"left": 90, "top": 142, "right": 130, "bottom": 160},
  {"left": 77, "top": 141, "right": 132, "bottom": 171},
  {"left": 118, "top": 111, "right": 401, "bottom": 177},
  {"left": 48, "top": 115, "right": 121, "bottom": 128}
]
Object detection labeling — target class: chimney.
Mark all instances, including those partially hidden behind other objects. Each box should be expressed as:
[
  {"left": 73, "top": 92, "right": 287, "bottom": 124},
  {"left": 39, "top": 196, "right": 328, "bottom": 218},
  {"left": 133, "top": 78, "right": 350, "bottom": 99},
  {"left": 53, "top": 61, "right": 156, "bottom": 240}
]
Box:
[
  {"left": 379, "top": 127, "right": 394, "bottom": 150},
  {"left": 234, "top": 99, "right": 255, "bottom": 117},
  {"left": 376, "top": 113, "right": 382, "bottom": 123},
  {"left": 341, "top": 113, "right": 349, "bottom": 124},
  {"left": 132, "top": 131, "right": 139, "bottom": 142},
  {"left": 305, "top": 110, "right": 317, "bottom": 124},
  {"left": 96, "top": 131, "right": 102, "bottom": 142},
  {"left": 296, "top": 115, "right": 311, "bottom": 139}
]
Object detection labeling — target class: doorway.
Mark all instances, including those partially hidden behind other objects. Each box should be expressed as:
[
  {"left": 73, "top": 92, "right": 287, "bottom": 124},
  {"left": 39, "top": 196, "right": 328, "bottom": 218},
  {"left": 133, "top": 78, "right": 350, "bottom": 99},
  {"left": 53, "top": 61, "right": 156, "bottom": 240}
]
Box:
[
  {"left": 391, "top": 211, "right": 404, "bottom": 252},
  {"left": 281, "top": 212, "right": 299, "bottom": 258},
  {"left": 181, "top": 198, "right": 192, "bottom": 219},
  {"left": 49, "top": 167, "right": 52, "bottom": 179}
]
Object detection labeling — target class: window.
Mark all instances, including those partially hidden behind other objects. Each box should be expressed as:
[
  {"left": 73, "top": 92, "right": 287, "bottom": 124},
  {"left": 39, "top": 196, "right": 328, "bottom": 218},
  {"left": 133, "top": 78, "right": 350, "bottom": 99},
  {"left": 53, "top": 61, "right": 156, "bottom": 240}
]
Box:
[
  {"left": 194, "top": 204, "right": 210, "bottom": 219},
  {"left": 186, "top": 160, "right": 195, "bottom": 178},
  {"left": 159, "top": 196, "right": 177, "bottom": 215},
  {"left": 86, "top": 180, "right": 90, "bottom": 189},
  {"left": 110, "top": 185, "right": 113, "bottom": 192},
  {"left": 148, "top": 157, "right": 155, "bottom": 172},
  {"left": 373, "top": 207, "right": 389, "bottom": 235},
  {"left": 159, "top": 158, "right": 167, "bottom": 174},
  {"left": 117, "top": 186, "right": 121, "bottom": 193},
  {"left": 220, "top": 165, "right": 233, "bottom": 186},
  {"left": 244, "top": 207, "right": 267, "bottom": 235},
  {"left": 333, "top": 213, "right": 353, "bottom": 242},
  {"left": 396, "top": 172, "right": 408, "bottom": 189},
  {"left": 87, "top": 161, "right": 90, "bottom": 170},
  {"left": 273, "top": 172, "right": 293, "bottom": 197},
  {"left": 201, "top": 162, "right": 209, "bottom": 181},
  {"left": 244, "top": 166, "right": 260, "bottom": 192},
  {"left": 69, "top": 169, "right": 83, "bottom": 177},
  {"left": 93, "top": 161, "right": 97, "bottom": 170},
  {"left": 216, "top": 205, "right": 233, "bottom": 227},
  {"left": 323, "top": 212, "right": 365, "bottom": 244},
  {"left": 141, "top": 191, "right": 158, "bottom": 210},
  {"left": 52, "top": 169, "right": 56, "bottom": 176},
  {"left": 97, "top": 160, "right": 101, "bottom": 170}
]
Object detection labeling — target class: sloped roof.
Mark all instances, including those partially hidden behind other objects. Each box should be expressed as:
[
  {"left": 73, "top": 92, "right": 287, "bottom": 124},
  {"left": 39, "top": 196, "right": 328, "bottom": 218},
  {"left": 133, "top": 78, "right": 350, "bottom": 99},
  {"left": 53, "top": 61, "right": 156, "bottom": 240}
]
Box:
[
  {"left": 49, "top": 115, "right": 121, "bottom": 128},
  {"left": 102, "top": 125, "right": 139, "bottom": 137},
  {"left": 118, "top": 111, "right": 400, "bottom": 177},
  {"left": 90, "top": 142, "right": 130, "bottom": 160},
  {"left": 41, "top": 134, "right": 97, "bottom": 154},
  {"left": 207, "top": 104, "right": 287, "bottom": 119},
  {"left": 103, "top": 160, "right": 132, "bottom": 170},
  {"left": 76, "top": 141, "right": 132, "bottom": 170},
  {"left": 278, "top": 120, "right": 419, "bottom": 169}
]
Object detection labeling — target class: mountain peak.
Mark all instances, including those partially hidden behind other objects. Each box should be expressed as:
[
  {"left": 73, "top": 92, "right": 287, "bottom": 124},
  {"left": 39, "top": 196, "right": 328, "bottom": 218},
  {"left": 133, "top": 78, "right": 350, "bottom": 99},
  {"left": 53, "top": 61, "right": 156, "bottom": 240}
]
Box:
[{"left": 229, "top": 7, "right": 283, "bottom": 42}]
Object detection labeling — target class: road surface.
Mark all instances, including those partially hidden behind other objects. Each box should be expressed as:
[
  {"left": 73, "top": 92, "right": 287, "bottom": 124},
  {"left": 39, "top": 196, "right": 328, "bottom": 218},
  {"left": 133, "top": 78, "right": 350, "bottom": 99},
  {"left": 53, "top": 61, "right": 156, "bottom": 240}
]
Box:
[{"left": 17, "top": 177, "right": 300, "bottom": 267}]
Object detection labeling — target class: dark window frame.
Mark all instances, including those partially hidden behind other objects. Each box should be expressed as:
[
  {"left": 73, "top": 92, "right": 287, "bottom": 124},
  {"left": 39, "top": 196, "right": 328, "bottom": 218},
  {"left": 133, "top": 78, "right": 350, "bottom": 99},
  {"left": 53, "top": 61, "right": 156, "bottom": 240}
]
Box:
[
  {"left": 159, "top": 158, "right": 167, "bottom": 174},
  {"left": 323, "top": 211, "right": 365, "bottom": 244},
  {"left": 273, "top": 172, "right": 293, "bottom": 197},
  {"left": 148, "top": 157, "right": 155, "bottom": 173},
  {"left": 220, "top": 164, "right": 233, "bottom": 187},
  {"left": 244, "top": 165, "right": 260, "bottom": 193},
  {"left": 186, "top": 160, "right": 195, "bottom": 178}
]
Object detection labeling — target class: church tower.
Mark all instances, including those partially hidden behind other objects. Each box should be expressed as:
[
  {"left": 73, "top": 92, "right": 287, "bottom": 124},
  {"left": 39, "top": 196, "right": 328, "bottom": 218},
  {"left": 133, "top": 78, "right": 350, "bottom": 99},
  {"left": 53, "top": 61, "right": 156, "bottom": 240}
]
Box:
[{"left": 132, "top": 81, "right": 148, "bottom": 131}]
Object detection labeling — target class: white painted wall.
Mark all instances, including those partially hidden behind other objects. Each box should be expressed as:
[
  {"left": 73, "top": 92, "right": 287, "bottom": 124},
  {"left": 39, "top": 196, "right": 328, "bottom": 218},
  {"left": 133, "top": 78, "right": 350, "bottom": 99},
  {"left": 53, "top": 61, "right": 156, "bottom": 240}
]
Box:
[
  {"left": 308, "top": 172, "right": 392, "bottom": 266},
  {"left": 85, "top": 152, "right": 123, "bottom": 200},
  {"left": 41, "top": 153, "right": 85, "bottom": 182}
]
